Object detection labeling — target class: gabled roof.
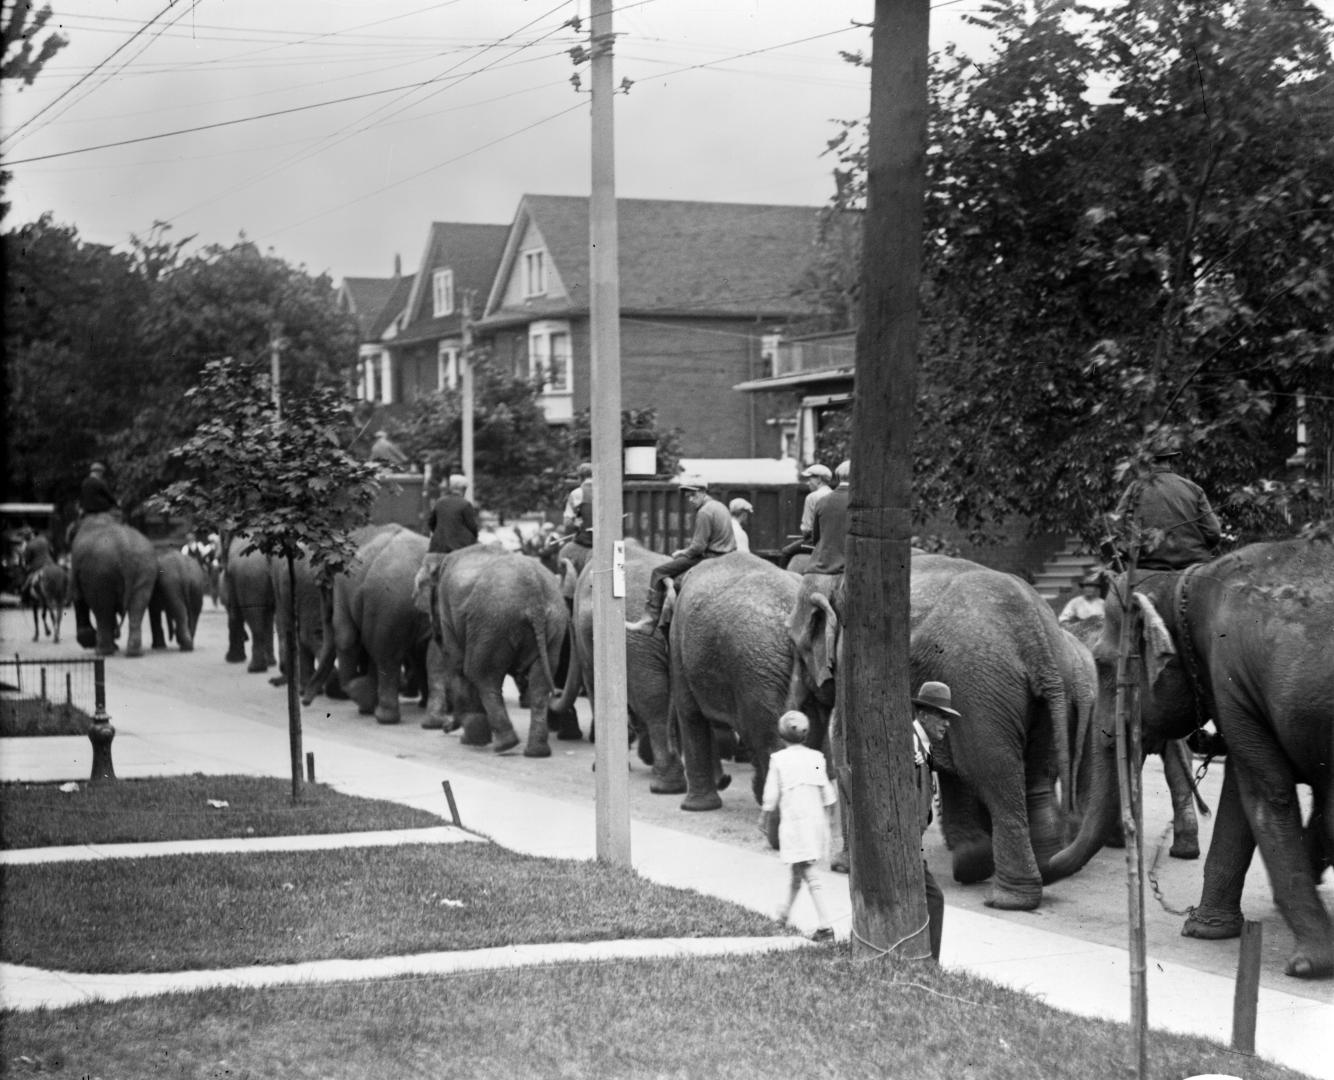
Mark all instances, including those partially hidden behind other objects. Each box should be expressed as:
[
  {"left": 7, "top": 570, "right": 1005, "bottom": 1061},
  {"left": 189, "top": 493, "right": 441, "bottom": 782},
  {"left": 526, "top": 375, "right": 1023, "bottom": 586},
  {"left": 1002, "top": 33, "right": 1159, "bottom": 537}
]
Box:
[
  {"left": 339, "top": 276, "right": 404, "bottom": 339},
  {"left": 368, "top": 274, "right": 415, "bottom": 340},
  {"left": 396, "top": 222, "right": 508, "bottom": 345},
  {"left": 481, "top": 195, "right": 829, "bottom": 324}
]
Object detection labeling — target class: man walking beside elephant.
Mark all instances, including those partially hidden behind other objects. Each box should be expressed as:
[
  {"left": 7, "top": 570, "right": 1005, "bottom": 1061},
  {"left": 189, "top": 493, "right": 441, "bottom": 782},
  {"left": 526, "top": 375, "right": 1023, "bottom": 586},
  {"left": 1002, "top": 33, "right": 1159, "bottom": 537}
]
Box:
[{"left": 626, "top": 476, "right": 734, "bottom": 634}]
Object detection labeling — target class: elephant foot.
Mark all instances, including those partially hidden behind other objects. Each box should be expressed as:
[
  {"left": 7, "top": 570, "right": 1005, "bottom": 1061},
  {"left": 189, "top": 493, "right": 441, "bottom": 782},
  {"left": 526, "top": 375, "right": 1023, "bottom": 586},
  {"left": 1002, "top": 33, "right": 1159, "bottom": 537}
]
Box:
[
  {"left": 77, "top": 628, "right": 97, "bottom": 649},
  {"left": 681, "top": 792, "right": 723, "bottom": 812},
  {"left": 950, "top": 843, "right": 995, "bottom": 886},
  {"left": 441, "top": 716, "right": 462, "bottom": 734},
  {"left": 1182, "top": 906, "right": 1244, "bottom": 940},
  {"left": 554, "top": 718, "right": 583, "bottom": 741},
  {"left": 831, "top": 848, "right": 849, "bottom": 874},
  {"left": 421, "top": 714, "right": 444, "bottom": 730},
  {"left": 374, "top": 709, "right": 402, "bottom": 725},
  {"left": 178, "top": 641, "right": 193, "bottom": 653},
  {"left": 151, "top": 642, "right": 168, "bottom": 651},
  {"left": 523, "top": 743, "right": 552, "bottom": 759},
  {"left": 650, "top": 770, "right": 687, "bottom": 796},
  {"left": 494, "top": 732, "right": 520, "bottom": 754},
  {"left": 225, "top": 650, "right": 247, "bottom": 664},
  {"left": 460, "top": 715, "right": 491, "bottom": 745},
  {"left": 1169, "top": 832, "right": 1200, "bottom": 860},
  {"left": 269, "top": 675, "right": 287, "bottom": 687},
  {"left": 984, "top": 881, "right": 1042, "bottom": 911},
  {"left": 718, "top": 772, "right": 732, "bottom": 792},
  {"left": 1284, "top": 946, "right": 1334, "bottom": 980},
  {"left": 247, "top": 661, "right": 269, "bottom": 674}
]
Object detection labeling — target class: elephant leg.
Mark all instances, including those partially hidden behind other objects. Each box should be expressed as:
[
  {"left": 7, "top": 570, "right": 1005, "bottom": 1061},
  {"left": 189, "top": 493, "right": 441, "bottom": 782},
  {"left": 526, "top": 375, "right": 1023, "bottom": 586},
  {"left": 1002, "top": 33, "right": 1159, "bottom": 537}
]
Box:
[
  {"left": 644, "top": 707, "right": 686, "bottom": 796},
  {"left": 1162, "top": 740, "right": 1201, "bottom": 860},
  {"left": 676, "top": 695, "right": 722, "bottom": 812},
  {"left": 477, "top": 681, "right": 519, "bottom": 754},
  {"left": 373, "top": 655, "right": 403, "bottom": 725},
  {"left": 1229, "top": 748, "right": 1333, "bottom": 978},
  {"left": 225, "top": 599, "right": 248, "bottom": 663},
  {"left": 937, "top": 772, "right": 994, "bottom": 884},
  {"left": 523, "top": 664, "right": 553, "bottom": 759},
  {"left": 421, "top": 640, "right": 449, "bottom": 729},
  {"left": 1028, "top": 782, "right": 1066, "bottom": 882},
  {"left": 95, "top": 605, "right": 119, "bottom": 656},
  {"left": 985, "top": 782, "right": 1044, "bottom": 911},
  {"left": 1183, "top": 763, "right": 1252, "bottom": 941},
  {"left": 74, "top": 597, "right": 97, "bottom": 650}
]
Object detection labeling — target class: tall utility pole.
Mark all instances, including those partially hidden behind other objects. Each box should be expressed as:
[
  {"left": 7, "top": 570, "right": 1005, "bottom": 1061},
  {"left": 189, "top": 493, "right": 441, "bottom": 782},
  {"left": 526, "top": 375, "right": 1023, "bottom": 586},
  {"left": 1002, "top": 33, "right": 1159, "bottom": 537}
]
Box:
[
  {"left": 588, "top": 0, "right": 631, "bottom": 865},
  {"left": 842, "top": 0, "right": 931, "bottom": 959},
  {"left": 461, "top": 293, "right": 476, "bottom": 498},
  {"left": 269, "top": 322, "right": 283, "bottom": 417}
]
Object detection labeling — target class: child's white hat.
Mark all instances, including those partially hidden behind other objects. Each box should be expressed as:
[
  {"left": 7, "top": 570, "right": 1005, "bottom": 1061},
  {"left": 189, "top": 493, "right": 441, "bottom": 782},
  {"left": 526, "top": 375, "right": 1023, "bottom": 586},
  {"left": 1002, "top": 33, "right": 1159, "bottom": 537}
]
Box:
[{"left": 778, "top": 710, "right": 809, "bottom": 741}]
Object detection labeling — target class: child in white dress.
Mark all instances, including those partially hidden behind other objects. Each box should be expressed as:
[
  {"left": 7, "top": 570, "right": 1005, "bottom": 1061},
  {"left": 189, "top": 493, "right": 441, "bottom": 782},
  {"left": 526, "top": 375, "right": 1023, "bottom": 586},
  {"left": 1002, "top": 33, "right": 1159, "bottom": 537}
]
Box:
[{"left": 760, "top": 710, "right": 838, "bottom": 942}]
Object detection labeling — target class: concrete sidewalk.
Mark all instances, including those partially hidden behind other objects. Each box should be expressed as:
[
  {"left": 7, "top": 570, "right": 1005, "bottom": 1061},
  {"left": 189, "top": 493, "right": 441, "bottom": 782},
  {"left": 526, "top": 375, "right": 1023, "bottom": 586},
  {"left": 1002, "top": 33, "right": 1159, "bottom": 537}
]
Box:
[{"left": 1, "top": 680, "right": 1330, "bottom": 1078}]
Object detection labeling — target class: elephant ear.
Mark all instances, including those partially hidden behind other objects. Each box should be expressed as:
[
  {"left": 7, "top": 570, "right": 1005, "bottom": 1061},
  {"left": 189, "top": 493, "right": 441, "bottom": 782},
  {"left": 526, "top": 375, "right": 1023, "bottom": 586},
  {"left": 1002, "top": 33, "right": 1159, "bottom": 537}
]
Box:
[
  {"left": 413, "top": 556, "right": 444, "bottom": 614},
  {"left": 801, "top": 591, "right": 839, "bottom": 687},
  {"left": 1132, "top": 591, "right": 1176, "bottom": 687}
]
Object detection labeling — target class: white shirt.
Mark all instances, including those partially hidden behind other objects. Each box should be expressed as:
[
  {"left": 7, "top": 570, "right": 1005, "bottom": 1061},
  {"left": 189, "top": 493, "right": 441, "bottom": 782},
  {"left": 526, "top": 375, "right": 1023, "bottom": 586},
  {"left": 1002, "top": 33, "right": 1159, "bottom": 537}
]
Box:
[
  {"left": 761, "top": 744, "right": 837, "bottom": 864},
  {"left": 731, "top": 517, "right": 750, "bottom": 553},
  {"left": 1059, "top": 594, "right": 1105, "bottom": 624}
]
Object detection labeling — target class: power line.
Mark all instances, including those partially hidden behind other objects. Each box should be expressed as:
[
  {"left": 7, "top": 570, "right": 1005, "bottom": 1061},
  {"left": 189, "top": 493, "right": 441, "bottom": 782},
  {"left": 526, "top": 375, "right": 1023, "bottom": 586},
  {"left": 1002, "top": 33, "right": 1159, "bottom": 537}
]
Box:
[{"left": 1, "top": 0, "right": 186, "bottom": 150}]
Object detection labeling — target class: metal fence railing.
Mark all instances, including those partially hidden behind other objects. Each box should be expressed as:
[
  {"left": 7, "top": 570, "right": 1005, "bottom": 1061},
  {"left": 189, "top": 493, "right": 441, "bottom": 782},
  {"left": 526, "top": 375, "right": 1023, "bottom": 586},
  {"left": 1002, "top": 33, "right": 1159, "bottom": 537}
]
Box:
[{"left": 0, "top": 655, "right": 105, "bottom": 730}]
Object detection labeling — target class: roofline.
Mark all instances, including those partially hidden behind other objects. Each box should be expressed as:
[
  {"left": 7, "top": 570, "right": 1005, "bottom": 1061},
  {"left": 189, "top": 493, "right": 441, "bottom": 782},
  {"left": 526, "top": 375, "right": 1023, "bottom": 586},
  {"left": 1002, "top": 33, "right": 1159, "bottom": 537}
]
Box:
[{"left": 733, "top": 366, "right": 856, "bottom": 392}]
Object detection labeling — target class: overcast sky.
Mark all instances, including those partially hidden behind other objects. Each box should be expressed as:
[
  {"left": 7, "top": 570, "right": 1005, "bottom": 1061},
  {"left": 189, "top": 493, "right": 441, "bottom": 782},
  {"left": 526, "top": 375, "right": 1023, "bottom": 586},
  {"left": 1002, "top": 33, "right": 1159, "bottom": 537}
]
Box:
[{"left": 1, "top": 1, "right": 1004, "bottom": 281}]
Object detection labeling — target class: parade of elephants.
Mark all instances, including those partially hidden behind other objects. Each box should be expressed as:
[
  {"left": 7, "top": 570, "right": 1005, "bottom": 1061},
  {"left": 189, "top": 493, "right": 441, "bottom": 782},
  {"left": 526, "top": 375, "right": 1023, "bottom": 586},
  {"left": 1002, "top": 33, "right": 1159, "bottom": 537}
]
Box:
[{"left": 28, "top": 444, "right": 1333, "bottom": 983}]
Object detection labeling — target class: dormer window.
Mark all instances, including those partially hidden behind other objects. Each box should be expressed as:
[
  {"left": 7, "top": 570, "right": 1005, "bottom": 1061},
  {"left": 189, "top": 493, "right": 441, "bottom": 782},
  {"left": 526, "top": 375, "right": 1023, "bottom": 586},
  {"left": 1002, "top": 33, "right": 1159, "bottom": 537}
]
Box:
[
  {"left": 523, "top": 250, "right": 546, "bottom": 297},
  {"left": 432, "top": 269, "right": 454, "bottom": 317}
]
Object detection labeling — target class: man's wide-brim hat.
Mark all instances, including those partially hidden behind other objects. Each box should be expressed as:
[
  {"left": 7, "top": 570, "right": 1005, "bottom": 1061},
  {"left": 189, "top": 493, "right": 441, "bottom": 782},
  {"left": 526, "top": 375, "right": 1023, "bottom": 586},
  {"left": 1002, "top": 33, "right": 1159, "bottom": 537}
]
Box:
[{"left": 912, "top": 681, "right": 961, "bottom": 718}]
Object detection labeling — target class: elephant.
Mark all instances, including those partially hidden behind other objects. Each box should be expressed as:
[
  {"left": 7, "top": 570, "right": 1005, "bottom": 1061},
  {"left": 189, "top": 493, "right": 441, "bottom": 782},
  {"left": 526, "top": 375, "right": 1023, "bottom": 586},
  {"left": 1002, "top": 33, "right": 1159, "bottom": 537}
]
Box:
[
  {"left": 22, "top": 562, "right": 68, "bottom": 644},
  {"left": 788, "top": 554, "right": 1076, "bottom": 910},
  {"left": 1048, "top": 537, "right": 1334, "bottom": 978},
  {"left": 416, "top": 543, "right": 568, "bottom": 757},
  {"left": 549, "top": 540, "right": 686, "bottom": 790},
  {"left": 269, "top": 547, "right": 342, "bottom": 699},
  {"left": 671, "top": 552, "right": 816, "bottom": 811},
  {"left": 222, "top": 535, "right": 276, "bottom": 673},
  {"left": 148, "top": 549, "right": 204, "bottom": 651},
  {"left": 305, "top": 524, "right": 446, "bottom": 727},
  {"left": 70, "top": 513, "right": 157, "bottom": 657},
  {"left": 1062, "top": 615, "right": 1203, "bottom": 860}
]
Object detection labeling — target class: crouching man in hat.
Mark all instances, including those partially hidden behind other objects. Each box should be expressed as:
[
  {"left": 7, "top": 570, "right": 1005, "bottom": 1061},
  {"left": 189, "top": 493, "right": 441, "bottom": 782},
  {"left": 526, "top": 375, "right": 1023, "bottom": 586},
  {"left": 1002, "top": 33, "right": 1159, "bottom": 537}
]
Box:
[
  {"left": 911, "top": 680, "right": 959, "bottom": 962},
  {"left": 626, "top": 476, "right": 735, "bottom": 633}
]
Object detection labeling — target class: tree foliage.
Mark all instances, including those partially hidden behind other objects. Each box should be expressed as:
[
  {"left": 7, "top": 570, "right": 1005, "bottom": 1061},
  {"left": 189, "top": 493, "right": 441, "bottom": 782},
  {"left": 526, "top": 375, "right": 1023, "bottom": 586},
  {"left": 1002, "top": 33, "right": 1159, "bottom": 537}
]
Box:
[
  {"left": 390, "top": 351, "right": 574, "bottom": 519},
  {"left": 158, "top": 357, "right": 379, "bottom": 576},
  {"left": 569, "top": 406, "right": 686, "bottom": 480},
  {"left": 819, "top": 0, "right": 1334, "bottom": 543}
]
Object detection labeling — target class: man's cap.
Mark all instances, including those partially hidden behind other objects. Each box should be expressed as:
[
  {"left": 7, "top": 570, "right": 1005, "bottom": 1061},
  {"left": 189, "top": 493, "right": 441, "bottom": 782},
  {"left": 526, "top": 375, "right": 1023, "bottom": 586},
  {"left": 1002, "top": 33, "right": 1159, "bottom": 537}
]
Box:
[
  {"left": 778, "top": 710, "right": 810, "bottom": 741},
  {"left": 835, "top": 460, "right": 851, "bottom": 482},
  {"left": 375, "top": 430, "right": 388, "bottom": 439},
  {"left": 1149, "top": 429, "right": 1182, "bottom": 458},
  {"left": 1081, "top": 572, "right": 1102, "bottom": 587},
  {"left": 801, "top": 464, "right": 832, "bottom": 481},
  {"left": 89, "top": 462, "right": 106, "bottom": 474},
  {"left": 577, "top": 462, "right": 593, "bottom": 478},
  {"left": 447, "top": 473, "right": 469, "bottom": 490},
  {"left": 678, "top": 474, "right": 708, "bottom": 492},
  {"left": 728, "top": 498, "right": 753, "bottom": 514},
  {"left": 912, "top": 681, "right": 961, "bottom": 718}
]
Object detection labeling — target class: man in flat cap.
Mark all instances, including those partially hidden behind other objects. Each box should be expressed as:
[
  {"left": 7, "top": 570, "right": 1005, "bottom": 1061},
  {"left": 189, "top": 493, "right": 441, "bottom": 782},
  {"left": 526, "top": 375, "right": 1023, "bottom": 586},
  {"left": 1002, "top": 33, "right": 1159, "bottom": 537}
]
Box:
[
  {"left": 782, "top": 462, "right": 833, "bottom": 564},
  {"left": 627, "top": 475, "right": 735, "bottom": 633}
]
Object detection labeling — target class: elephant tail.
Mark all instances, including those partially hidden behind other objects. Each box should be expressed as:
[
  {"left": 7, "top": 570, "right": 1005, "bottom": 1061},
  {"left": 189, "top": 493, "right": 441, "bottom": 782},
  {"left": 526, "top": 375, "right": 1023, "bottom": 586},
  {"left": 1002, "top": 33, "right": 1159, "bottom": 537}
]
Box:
[
  {"left": 527, "top": 601, "right": 561, "bottom": 704},
  {"left": 1033, "top": 656, "right": 1073, "bottom": 819}
]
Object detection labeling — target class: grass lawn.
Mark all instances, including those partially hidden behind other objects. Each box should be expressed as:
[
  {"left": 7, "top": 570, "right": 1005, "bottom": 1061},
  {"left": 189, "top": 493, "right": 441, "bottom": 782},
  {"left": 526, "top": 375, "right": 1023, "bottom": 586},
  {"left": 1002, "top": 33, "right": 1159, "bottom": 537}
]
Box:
[
  {"left": 1, "top": 844, "right": 777, "bottom": 972},
  {"left": 0, "top": 697, "right": 94, "bottom": 738},
  {"left": 1, "top": 951, "right": 1311, "bottom": 1080},
  {"left": 0, "top": 775, "right": 445, "bottom": 849}
]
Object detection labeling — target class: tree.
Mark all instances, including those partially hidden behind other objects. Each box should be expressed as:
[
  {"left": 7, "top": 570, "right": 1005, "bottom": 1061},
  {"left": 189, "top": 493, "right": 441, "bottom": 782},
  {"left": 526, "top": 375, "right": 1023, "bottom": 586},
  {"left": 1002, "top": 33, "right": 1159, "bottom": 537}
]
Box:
[
  {"left": 393, "top": 351, "right": 576, "bottom": 518},
  {"left": 111, "top": 237, "right": 360, "bottom": 511},
  {"left": 818, "top": 0, "right": 1334, "bottom": 543},
  {"left": 159, "top": 356, "right": 380, "bottom": 800},
  {"left": 569, "top": 406, "right": 686, "bottom": 480},
  {"left": 3, "top": 215, "right": 149, "bottom": 507}
]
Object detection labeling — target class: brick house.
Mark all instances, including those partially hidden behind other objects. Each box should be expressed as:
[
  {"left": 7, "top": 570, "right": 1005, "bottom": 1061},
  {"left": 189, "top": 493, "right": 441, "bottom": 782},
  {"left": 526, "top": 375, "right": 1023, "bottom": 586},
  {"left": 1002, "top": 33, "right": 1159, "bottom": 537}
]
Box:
[
  {"left": 340, "top": 222, "right": 508, "bottom": 411},
  {"left": 471, "top": 194, "right": 831, "bottom": 458}
]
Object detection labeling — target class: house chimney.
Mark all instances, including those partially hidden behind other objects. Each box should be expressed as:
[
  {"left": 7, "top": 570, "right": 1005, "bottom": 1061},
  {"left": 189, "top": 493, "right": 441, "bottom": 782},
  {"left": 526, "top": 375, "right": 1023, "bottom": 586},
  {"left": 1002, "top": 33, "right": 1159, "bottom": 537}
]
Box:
[{"left": 393, "top": 253, "right": 402, "bottom": 277}]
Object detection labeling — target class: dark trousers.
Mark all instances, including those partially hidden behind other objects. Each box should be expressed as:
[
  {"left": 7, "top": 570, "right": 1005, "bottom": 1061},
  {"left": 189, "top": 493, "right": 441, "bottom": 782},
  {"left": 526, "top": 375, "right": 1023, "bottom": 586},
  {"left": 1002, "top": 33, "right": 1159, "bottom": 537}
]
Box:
[
  {"left": 924, "top": 860, "right": 943, "bottom": 961},
  {"left": 644, "top": 552, "right": 705, "bottom": 616}
]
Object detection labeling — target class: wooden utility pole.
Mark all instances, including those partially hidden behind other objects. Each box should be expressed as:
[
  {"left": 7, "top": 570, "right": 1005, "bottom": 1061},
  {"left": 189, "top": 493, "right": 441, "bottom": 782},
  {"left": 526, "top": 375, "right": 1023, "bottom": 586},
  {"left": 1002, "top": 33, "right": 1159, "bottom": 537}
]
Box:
[
  {"left": 269, "top": 322, "right": 283, "bottom": 417},
  {"left": 461, "top": 293, "right": 476, "bottom": 498},
  {"left": 842, "top": 0, "right": 932, "bottom": 959},
  {"left": 588, "top": 0, "right": 630, "bottom": 865}
]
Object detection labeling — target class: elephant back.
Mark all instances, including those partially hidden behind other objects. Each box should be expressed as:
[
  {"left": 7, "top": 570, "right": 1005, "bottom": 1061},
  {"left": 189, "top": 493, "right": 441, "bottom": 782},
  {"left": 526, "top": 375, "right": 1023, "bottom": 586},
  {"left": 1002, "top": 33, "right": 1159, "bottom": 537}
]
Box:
[{"left": 72, "top": 518, "right": 156, "bottom": 592}]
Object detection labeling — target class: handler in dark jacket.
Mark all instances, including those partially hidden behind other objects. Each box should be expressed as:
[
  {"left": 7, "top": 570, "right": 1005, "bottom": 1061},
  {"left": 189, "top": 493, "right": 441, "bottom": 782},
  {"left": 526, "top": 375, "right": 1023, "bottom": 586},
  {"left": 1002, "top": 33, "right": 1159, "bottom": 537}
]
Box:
[
  {"left": 805, "top": 459, "right": 851, "bottom": 576},
  {"left": 427, "top": 474, "right": 480, "bottom": 554},
  {"left": 1113, "top": 434, "right": 1220, "bottom": 570},
  {"left": 78, "top": 463, "right": 118, "bottom": 515}
]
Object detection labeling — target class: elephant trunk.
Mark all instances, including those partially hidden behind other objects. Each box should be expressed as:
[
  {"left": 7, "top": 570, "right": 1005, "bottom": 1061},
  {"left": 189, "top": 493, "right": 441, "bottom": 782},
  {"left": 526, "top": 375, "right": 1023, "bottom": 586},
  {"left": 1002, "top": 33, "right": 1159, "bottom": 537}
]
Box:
[
  {"left": 549, "top": 630, "right": 584, "bottom": 715},
  {"left": 1044, "top": 698, "right": 1120, "bottom": 882}
]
